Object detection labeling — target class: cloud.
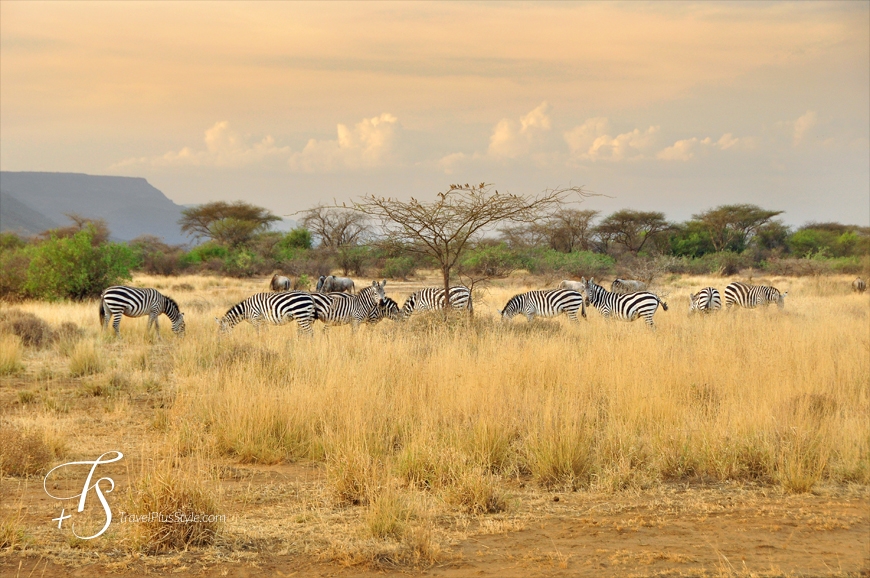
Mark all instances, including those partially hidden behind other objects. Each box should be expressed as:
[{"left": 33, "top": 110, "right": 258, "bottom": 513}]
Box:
[
  {"left": 114, "top": 121, "right": 290, "bottom": 168},
  {"left": 792, "top": 110, "right": 817, "bottom": 146},
  {"left": 564, "top": 118, "right": 659, "bottom": 161},
  {"left": 656, "top": 133, "right": 745, "bottom": 161},
  {"left": 487, "top": 102, "right": 552, "bottom": 159},
  {"left": 289, "top": 113, "right": 398, "bottom": 172}
]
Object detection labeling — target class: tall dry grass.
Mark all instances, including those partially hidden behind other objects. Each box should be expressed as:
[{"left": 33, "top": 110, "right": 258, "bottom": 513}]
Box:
[{"left": 161, "top": 273, "right": 868, "bottom": 499}]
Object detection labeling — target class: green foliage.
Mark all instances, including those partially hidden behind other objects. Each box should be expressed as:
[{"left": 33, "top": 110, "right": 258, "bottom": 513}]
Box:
[
  {"left": 788, "top": 227, "right": 868, "bottom": 259},
  {"left": 22, "top": 226, "right": 139, "bottom": 300},
  {"left": 336, "top": 246, "right": 371, "bottom": 276},
  {"left": 382, "top": 256, "right": 416, "bottom": 280},
  {"left": 0, "top": 248, "right": 30, "bottom": 300},
  {"left": 0, "top": 233, "right": 26, "bottom": 251},
  {"left": 221, "top": 249, "right": 265, "bottom": 277},
  {"left": 460, "top": 243, "right": 522, "bottom": 277},
  {"left": 525, "top": 249, "right": 615, "bottom": 278},
  {"left": 179, "top": 201, "right": 281, "bottom": 247},
  {"left": 283, "top": 228, "right": 313, "bottom": 250},
  {"left": 180, "top": 242, "right": 230, "bottom": 266}
]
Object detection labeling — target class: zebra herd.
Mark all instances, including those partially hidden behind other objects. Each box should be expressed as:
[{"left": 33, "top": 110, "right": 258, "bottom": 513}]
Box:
[{"left": 102, "top": 274, "right": 866, "bottom": 338}]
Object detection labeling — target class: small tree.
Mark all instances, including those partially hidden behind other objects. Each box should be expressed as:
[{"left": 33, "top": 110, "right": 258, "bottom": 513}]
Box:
[
  {"left": 595, "top": 210, "right": 670, "bottom": 255},
  {"left": 300, "top": 205, "right": 369, "bottom": 248},
  {"left": 179, "top": 201, "right": 280, "bottom": 247},
  {"left": 693, "top": 204, "right": 783, "bottom": 253},
  {"left": 349, "top": 183, "right": 589, "bottom": 318}
]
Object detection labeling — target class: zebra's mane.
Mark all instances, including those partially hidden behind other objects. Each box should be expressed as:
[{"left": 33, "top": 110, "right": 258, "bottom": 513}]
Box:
[{"left": 164, "top": 295, "right": 181, "bottom": 316}]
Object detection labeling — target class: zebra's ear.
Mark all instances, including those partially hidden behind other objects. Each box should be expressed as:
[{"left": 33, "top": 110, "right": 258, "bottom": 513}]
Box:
[
  {"left": 382, "top": 279, "right": 387, "bottom": 287},
  {"left": 214, "top": 317, "right": 220, "bottom": 324}
]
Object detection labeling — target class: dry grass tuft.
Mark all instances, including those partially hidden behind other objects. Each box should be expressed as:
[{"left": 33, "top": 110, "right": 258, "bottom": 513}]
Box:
[
  {"left": 365, "top": 485, "right": 412, "bottom": 539},
  {"left": 0, "top": 334, "right": 24, "bottom": 376},
  {"left": 0, "top": 424, "right": 54, "bottom": 476},
  {"left": 125, "top": 465, "right": 222, "bottom": 553},
  {"left": 0, "top": 308, "right": 56, "bottom": 347},
  {"left": 68, "top": 340, "right": 104, "bottom": 376},
  {"left": 446, "top": 467, "right": 508, "bottom": 515}
]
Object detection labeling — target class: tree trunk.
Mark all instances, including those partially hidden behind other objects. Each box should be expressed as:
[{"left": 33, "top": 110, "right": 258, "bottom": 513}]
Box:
[{"left": 442, "top": 265, "right": 451, "bottom": 321}]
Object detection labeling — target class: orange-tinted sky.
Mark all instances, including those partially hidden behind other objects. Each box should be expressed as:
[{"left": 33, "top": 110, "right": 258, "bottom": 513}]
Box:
[{"left": 1, "top": 1, "right": 868, "bottom": 225}]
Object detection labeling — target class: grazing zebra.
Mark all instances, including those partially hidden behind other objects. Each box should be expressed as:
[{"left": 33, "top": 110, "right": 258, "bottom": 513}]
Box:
[
  {"left": 558, "top": 280, "right": 584, "bottom": 291},
  {"left": 270, "top": 274, "right": 292, "bottom": 292},
  {"left": 316, "top": 275, "right": 355, "bottom": 294},
  {"left": 579, "top": 277, "right": 667, "bottom": 328},
  {"left": 724, "top": 281, "right": 787, "bottom": 310},
  {"left": 100, "top": 286, "right": 185, "bottom": 338},
  {"left": 689, "top": 287, "right": 722, "bottom": 314},
  {"left": 853, "top": 278, "right": 867, "bottom": 293},
  {"left": 368, "top": 296, "right": 401, "bottom": 324},
  {"left": 216, "top": 291, "right": 316, "bottom": 336},
  {"left": 400, "top": 286, "right": 472, "bottom": 319},
  {"left": 309, "top": 280, "right": 387, "bottom": 329},
  {"left": 610, "top": 279, "right": 647, "bottom": 294},
  {"left": 499, "top": 289, "right": 586, "bottom": 323}
]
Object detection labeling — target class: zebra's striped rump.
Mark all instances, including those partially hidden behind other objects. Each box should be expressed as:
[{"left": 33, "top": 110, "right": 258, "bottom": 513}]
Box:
[
  {"left": 400, "top": 286, "right": 472, "bottom": 319},
  {"left": 579, "top": 277, "right": 667, "bottom": 327},
  {"left": 724, "top": 282, "right": 786, "bottom": 310},
  {"left": 500, "top": 289, "right": 586, "bottom": 323},
  {"left": 689, "top": 287, "right": 722, "bottom": 313},
  {"left": 309, "top": 280, "right": 386, "bottom": 329},
  {"left": 217, "top": 291, "right": 316, "bottom": 335},
  {"left": 100, "top": 286, "right": 185, "bottom": 337}
]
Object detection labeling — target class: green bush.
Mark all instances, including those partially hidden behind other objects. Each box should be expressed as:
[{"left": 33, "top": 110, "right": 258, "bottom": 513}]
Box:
[
  {"left": 22, "top": 226, "right": 139, "bottom": 300},
  {"left": 180, "top": 242, "right": 229, "bottom": 266},
  {"left": 526, "top": 249, "right": 615, "bottom": 278},
  {"left": 382, "top": 256, "right": 416, "bottom": 280},
  {"left": 460, "top": 243, "right": 522, "bottom": 277},
  {"left": 0, "top": 248, "right": 30, "bottom": 300}
]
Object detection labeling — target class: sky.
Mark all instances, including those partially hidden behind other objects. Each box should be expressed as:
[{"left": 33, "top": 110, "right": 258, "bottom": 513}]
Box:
[{"left": 1, "top": 1, "right": 868, "bottom": 227}]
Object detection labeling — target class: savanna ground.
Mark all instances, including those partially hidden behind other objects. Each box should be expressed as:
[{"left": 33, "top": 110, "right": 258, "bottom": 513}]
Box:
[{"left": 1, "top": 271, "right": 868, "bottom": 577}]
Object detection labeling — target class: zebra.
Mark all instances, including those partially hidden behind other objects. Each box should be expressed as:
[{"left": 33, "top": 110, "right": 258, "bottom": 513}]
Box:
[
  {"left": 270, "top": 274, "right": 292, "bottom": 292},
  {"left": 215, "top": 291, "right": 316, "bottom": 336},
  {"left": 724, "top": 281, "right": 787, "bottom": 310},
  {"left": 499, "top": 289, "right": 586, "bottom": 323},
  {"left": 579, "top": 277, "right": 667, "bottom": 328},
  {"left": 316, "top": 275, "right": 355, "bottom": 294},
  {"left": 367, "top": 296, "right": 401, "bottom": 324},
  {"left": 100, "top": 286, "right": 186, "bottom": 338},
  {"left": 689, "top": 287, "right": 722, "bottom": 314},
  {"left": 610, "top": 279, "right": 647, "bottom": 294},
  {"left": 309, "top": 280, "right": 387, "bottom": 329},
  {"left": 400, "top": 286, "right": 472, "bottom": 319},
  {"left": 852, "top": 278, "right": 867, "bottom": 293}
]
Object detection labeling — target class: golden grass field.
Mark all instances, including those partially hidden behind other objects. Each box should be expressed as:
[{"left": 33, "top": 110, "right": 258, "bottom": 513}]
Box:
[{"left": 1, "top": 271, "right": 868, "bottom": 577}]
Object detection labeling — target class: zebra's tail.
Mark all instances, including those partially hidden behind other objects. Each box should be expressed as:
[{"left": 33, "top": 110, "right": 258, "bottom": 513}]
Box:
[
  {"left": 99, "top": 299, "right": 105, "bottom": 326},
  {"left": 659, "top": 297, "right": 668, "bottom": 312}
]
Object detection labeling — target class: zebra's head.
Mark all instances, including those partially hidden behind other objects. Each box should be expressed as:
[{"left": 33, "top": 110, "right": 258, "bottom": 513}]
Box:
[
  {"left": 372, "top": 279, "right": 387, "bottom": 302},
  {"left": 499, "top": 294, "right": 520, "bottom": 320},
  {"left": 371, "top": 297, "right": 401, "bottom": 323},
  {"left": 688, "top": 293, "right": 698, "bottom": 313},
  {"left": 400, "top": 294, "right": 416, "bottom": 320},
  {"left": 172, "top": 313, "right": 186, "bottom": 336},
  {"left": 215, "top": 316, "right": 232, "bottom": 333},
  {"left": 776, "top": 290, "right": 787, "bottom": 309}
]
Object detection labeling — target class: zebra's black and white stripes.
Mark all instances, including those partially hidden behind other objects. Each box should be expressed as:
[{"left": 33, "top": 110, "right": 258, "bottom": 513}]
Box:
[
  {"left": 216, "top": 291, "right": 316, "bottom": 335},
  {"left": 689, "top": 287, "right": 722, "bottom": 313},
  {"left": 724, "top": 282, "right": 786, "bottom": 310},
  {"left": 499, "top": 289, "right": 586, "bottom": 323},
  {"left": 100, "top": 286, "right": 185, "bottom": 338},
  {"left": 400, "top": 286, "right": 472, "bottom": 319},
  {"left": 310, "top": 280, "right": 387, "bottom": 329},
  {"left": 579, "top": 277, "right": 667, "bottom": 327}
]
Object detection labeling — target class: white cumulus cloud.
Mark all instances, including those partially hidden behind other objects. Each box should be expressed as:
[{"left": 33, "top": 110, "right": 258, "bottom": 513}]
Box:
[
  {"left": 656, "top": 133, "right": 746, "bottom": 161},
  {"left": 289, "top": 113, "right": 399, "bottom": 172},
  {"left": 564, "top": 118, "right": 659, "bottom": 161},
  {"left": 114, "top": 121, "right": 290, "bottom": 168},
  {"left": 792, "top": 110, "right": 817, "bottom": 146},
  {"left": 487, "top": 102, "right": 552, "bottom": 159}
]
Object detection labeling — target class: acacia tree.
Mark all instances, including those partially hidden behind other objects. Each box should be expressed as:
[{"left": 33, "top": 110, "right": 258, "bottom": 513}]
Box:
[
  {"left": 300, "top": 205, "right": 369, "bottom": 248},
  {"left": 349, "top": 183, "right": 589, "bottom": 318},
  {"left": 693, "top": 204, "right": 783, "bottom": 253},
  {"left": 179, "top": 201, "right": 280, "bottom": 247},
  {"left": 595, "top": 209, "right": 670, "bottom": 255}
]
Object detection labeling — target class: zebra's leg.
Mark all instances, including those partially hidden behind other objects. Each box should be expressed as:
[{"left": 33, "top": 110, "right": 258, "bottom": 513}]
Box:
[
  {"left": 150, "top": 313, "right": 163, "bottom": 341},
  {"left": 112, "top": 313, "right": 123, "bottom": 338}
]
